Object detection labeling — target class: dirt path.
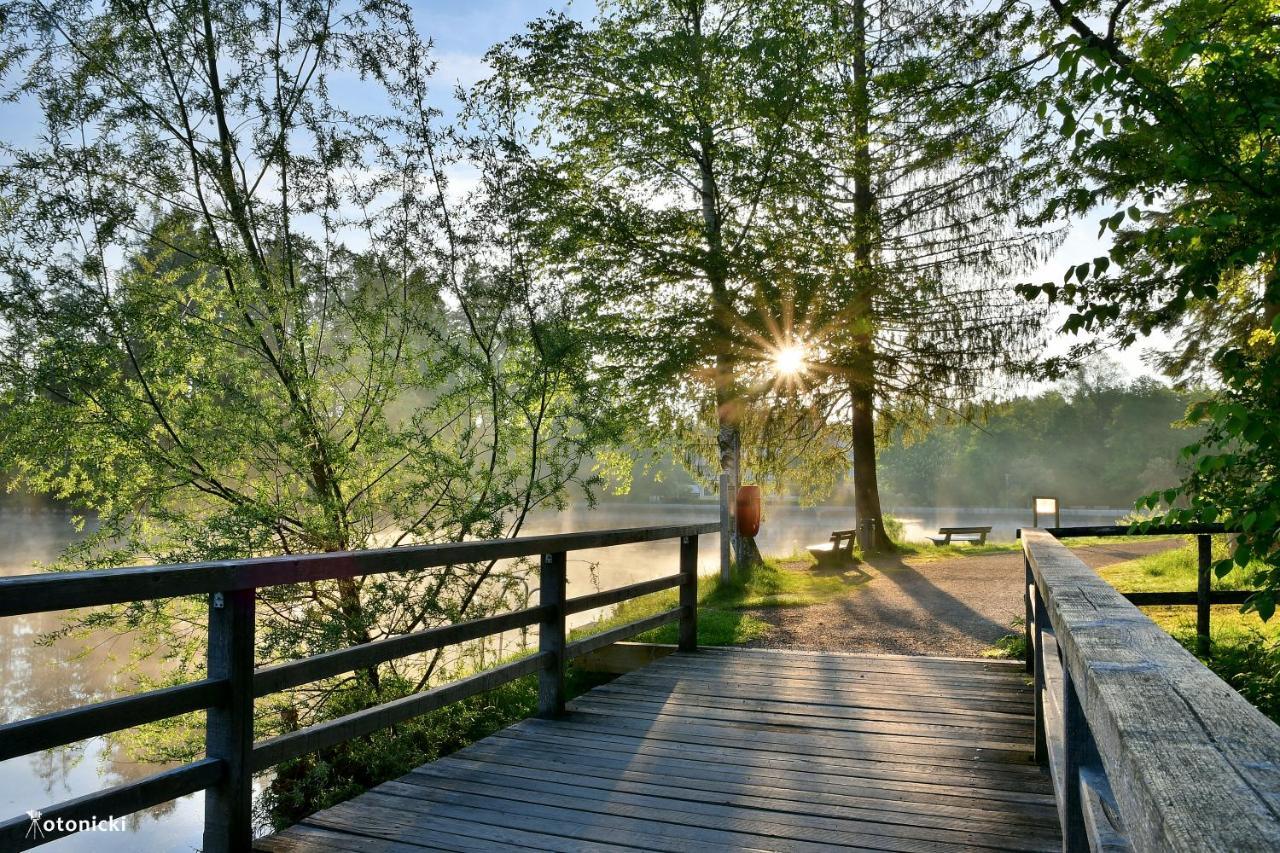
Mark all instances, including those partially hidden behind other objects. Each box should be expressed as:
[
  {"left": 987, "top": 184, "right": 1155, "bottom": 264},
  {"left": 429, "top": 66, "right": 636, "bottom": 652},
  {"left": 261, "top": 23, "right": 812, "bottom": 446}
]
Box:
[{"left": 744, "top": 539, "right": 1183, "bottom": 657}]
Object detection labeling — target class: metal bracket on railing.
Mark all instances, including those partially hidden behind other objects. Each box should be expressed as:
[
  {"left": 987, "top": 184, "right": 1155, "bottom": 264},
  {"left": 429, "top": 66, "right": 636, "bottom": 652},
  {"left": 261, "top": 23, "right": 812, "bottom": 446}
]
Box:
[{"left": 212, "top": 592, "right": 225, "bottom": 609}]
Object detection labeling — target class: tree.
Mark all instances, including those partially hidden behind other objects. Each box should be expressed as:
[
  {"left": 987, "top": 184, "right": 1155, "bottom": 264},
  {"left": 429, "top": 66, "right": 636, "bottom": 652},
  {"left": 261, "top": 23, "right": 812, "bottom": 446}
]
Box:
[
  {"left": 0, "top": 0, "right": 614, "bottom": 811},
  {"left": 753, "top": 0, "right": 1051, "bottom": 548},
  {"left": 1016, "top": 0, "right": 1280, "bottom": 616},
  {"left": 486, "top": 0, "right": 1047, "bottom": 556}
]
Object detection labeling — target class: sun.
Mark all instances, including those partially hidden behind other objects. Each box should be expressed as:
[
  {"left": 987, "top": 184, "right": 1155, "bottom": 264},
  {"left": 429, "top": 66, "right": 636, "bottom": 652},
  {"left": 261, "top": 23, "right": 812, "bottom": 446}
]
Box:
[{"left": 772, "top": 342, "right": 807, "bottom": 377}]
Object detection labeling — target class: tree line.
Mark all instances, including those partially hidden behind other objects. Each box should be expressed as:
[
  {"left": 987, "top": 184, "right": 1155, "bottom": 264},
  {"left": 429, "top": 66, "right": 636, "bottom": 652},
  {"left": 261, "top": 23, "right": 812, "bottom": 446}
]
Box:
[{"left": 878, "top": 370, "right": 1200, "bottom": 509}]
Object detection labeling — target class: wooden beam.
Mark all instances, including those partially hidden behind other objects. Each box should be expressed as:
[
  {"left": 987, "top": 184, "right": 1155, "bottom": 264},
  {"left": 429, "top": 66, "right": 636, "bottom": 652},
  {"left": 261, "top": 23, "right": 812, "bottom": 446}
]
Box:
[
  {"left": 565, "top": 574, "right": 683, "bottom": 616},
  {"left": 1023, "top": 528, "right": 1280, "bottom": 851},
  {"left": 538, "top": 552, "right": 567, "bottom": 718},
  {"left": 253, "top": 605, "right": 548, "bottom": 697},
  {"left": 679, "top": 535, "right": 698, "bottom": 652},
  {"left": 1122, "top": 590, "right": 1256, "bottom": 606},
  {"left": 564, "top": 610, "right": 681, "bottom": 661},
  {"left": 251, "top": 653, "right": 550, "bottom": 772},
  {"left": 572, "top": 642, "right": 677, "bottom": 674},
  {"left": 0, "top": 678, "right": 226, "bottom": 762},
  {"left": 0, "top": 523, "right": 720, "bottom": 617},
  {"left": 204, "top": 589, "right": 255, "bottom": 853},
  {"left": 1025, "top": 523, "right": 1228, "bottom": 539}
]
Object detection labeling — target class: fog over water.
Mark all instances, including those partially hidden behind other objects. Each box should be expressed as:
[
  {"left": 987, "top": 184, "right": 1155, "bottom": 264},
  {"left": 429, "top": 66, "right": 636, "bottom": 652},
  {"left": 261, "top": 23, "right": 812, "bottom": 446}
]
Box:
[{"left": 0, "top": 501, "right": 1129, "bottom": 849}]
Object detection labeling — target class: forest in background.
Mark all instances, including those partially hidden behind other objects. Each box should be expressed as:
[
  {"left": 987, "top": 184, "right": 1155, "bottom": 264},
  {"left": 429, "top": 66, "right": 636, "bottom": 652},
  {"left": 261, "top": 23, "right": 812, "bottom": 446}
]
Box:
[
  {"left": 878, "top": 374, "right": 1197, "bottom": 508},
  {"left": 608, "top": 369, "right": 1199, "bottom": 510}
]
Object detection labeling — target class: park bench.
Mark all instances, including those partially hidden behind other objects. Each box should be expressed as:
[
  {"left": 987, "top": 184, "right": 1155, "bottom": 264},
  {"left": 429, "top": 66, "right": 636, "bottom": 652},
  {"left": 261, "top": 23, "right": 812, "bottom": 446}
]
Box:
[
  {"left": 807, "top": 528, "right": 858, "bottom": 567},
  {"left": 928, "top": 525, "right": 992, "bottom": 546}
]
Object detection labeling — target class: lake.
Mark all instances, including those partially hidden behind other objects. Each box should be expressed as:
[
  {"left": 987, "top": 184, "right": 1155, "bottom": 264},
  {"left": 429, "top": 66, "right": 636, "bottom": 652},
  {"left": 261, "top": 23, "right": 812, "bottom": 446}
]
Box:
[{"left": 0, "top": 501, "right": 1129, "bottom": 850}]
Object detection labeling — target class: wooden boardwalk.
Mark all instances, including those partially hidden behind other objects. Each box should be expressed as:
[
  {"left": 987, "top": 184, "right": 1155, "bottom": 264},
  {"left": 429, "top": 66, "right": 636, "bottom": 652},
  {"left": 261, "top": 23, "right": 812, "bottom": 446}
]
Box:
[{"left": 257, "top": 647, "right": 1060, "bottom": 852}]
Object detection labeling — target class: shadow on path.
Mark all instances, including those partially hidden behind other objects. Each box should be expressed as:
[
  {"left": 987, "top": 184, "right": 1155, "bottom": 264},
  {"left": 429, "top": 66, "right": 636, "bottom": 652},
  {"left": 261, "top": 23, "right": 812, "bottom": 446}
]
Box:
[{"left": 744, "top": 538, "right": 1183, "bottom": 657}]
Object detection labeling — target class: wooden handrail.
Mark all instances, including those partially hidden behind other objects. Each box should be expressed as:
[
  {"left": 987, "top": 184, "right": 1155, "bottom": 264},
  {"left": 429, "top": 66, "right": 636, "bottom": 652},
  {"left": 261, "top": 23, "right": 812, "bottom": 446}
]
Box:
[
  {"left": 1022, "top": 528, "right": 1280, "bottom": 852},
  {"left": 0, "top": 522, "right": 714, "bottom": 851},
  {"left": 0, "top": 523, "right": 718, "bottom": 616}
]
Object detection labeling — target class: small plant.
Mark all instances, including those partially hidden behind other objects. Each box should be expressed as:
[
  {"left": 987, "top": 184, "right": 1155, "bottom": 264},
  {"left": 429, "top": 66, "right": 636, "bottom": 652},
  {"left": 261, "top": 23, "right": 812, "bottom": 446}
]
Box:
[
  {"left": 983, "top": 618, "right": 1028, "bottom": 660},
  {"left": 881, "top": 514, "right": 906, "bottom": 544}
]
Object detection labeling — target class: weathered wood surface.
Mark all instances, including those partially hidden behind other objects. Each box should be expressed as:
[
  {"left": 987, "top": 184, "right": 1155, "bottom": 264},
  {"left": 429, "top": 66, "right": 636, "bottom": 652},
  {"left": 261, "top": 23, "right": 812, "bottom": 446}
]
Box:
[
  {"left": 1030, "top": 523, "right": 1226, "bottom": 539},
  {"left": 257, "top": 647, "right": 1059, "bottom": 852},
  {"left": 1023, "top": 528, "right": 1280, "bottom": 852},
  {"left": 0, "top": 522, "right": 719, "bottom": 616}
]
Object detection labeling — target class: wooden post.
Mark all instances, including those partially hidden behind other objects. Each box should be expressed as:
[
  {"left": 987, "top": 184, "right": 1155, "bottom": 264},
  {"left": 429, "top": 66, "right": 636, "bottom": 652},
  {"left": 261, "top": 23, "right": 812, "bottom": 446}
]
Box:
[
  {"left": 1197, "top": 534, "right": 1212, "bottom": 657},
  {"left": 719, "top": 472, "right": 731, "bottom": 581},
  {"left": 679, "top": 535, "right": 699, "bottom": 652},
  {"left": 1024, "top": 557, "right": 1034, "bottom": 674},
  {"left": 538, "top": 551, "right": 567, "bottom": 718},
  {"left": 1032, "top": 580, "right": 1048, "bottom": 765},
  {"left": 1061, "top": 666, "right": 1090, "bottom": 853},
  {"left": 204, "top": 588, "right": 255, "bottom": 853}
]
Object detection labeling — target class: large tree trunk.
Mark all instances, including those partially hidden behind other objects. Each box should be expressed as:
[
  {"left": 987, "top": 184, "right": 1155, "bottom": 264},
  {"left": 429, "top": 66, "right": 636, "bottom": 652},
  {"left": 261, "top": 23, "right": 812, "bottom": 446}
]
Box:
[
  {"left": 850, "top": 380, "right": 892, "bottom": 550},
  {"left": 848, "top": 0, "right": 893, "bottom": 553}
]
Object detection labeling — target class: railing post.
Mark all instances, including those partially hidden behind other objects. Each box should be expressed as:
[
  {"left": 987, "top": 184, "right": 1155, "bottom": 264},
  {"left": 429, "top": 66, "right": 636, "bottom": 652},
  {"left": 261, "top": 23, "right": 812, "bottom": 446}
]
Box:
[
  {"left": 204, "top": 588, "right": 255, "bottom": 853},
  {"left": 1024, "top": 556, "right": 1034, "bottom": 674},
  {"left": 1197, "top": 534, "right": 1212, "bottom": 657},
  {"left": 538, "top": 551, "right": 567, "bottom": 717},
  {"left": 1061, "top": 666, "right": 1093, "bottom": 853},
  {"left": 719, "top": 472, "right": 732, "bottom": 582},
  {"left": 1032, "top": 580, "right": 1048, "bottom": 765},
  {"left": 679, "top": 535, "right": 699, "bottom": 652}
]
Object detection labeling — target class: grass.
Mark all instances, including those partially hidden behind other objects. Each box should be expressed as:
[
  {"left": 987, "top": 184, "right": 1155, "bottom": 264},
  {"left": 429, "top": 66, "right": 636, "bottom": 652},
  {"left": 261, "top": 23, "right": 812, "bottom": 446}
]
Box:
[
  {"left": 571, "top": 554, "right": 865, "bottom": 647},
  {"left": 896, "top": 541, "right": 1020, "bottom": 560},
  {"left": 1095, "top": 536, "right": 1267, "bottom": 592},
  {"left": 894, "top": 534, "right": 1157, "bottom": 562},
  {"left": 982, "top": 618, "right": 1028, "bottom": 660}
]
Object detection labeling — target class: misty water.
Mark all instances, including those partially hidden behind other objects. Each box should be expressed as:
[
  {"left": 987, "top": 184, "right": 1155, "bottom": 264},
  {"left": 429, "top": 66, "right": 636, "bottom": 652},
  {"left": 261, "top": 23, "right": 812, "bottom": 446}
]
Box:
[{"left": 0, "top": 502, "right": 1129, "bottom": 850}]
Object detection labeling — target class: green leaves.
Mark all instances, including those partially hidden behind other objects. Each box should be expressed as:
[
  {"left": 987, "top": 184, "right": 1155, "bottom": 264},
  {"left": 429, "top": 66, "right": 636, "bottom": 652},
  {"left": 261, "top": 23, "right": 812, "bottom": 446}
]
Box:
[{"left": 1028, "top": 0, "right": 1280, "bottom": 617}]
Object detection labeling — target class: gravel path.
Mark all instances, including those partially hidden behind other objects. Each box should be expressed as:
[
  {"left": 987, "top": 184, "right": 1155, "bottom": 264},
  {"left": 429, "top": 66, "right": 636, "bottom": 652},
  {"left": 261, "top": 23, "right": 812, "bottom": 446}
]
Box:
[{"left": 744, "top": 539, "right": 1183, "bottom": 657}]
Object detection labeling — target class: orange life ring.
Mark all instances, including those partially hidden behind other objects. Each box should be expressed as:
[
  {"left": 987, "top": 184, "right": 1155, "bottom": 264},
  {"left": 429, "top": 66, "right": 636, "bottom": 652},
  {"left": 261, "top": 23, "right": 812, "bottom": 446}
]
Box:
[{"left": 736, "top": 485, "right": 762, "bottom": 537}]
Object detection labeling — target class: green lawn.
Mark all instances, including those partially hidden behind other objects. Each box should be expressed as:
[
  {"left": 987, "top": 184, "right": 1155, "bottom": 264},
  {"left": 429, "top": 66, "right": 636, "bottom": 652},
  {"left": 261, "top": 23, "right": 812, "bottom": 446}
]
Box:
[
  {"left": 570, "top": 555, "right": 864, "bottom": 646},
  {"left": 1089, "top": 540, "right": 1279, "bottom": 722}
]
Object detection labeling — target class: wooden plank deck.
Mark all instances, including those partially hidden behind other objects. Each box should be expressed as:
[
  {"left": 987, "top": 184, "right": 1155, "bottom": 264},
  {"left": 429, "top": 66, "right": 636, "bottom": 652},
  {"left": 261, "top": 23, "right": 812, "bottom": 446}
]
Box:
[{"left": 257, "top": 647, "right": 1061, "bottom": 852}]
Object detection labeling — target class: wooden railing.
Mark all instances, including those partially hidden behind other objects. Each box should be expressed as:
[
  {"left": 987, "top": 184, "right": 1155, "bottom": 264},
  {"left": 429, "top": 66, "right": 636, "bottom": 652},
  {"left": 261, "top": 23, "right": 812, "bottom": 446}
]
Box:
[
  {"left": 1021, "top": 528, "right": 1280, "bottom": 852},
  {"left": 0, "top": 522, "right": 716, "bottom": 851},
  {"left": 1025, "top": 523, "right": 1262, "bottom": 655}
]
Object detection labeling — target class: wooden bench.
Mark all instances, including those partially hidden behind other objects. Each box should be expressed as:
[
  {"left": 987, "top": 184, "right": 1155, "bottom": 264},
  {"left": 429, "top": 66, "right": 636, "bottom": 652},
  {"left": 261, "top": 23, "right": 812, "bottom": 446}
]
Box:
[
  {"left": 928, "top": 525, "right": 992, "bottom": 546},
  {"left": 807, "top": 529, "right": 858, "bottom": 567}
]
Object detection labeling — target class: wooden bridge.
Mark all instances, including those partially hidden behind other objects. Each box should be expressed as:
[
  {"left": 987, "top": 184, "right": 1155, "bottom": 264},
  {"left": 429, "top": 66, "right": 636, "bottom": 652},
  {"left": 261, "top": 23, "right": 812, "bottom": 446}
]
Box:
[
  {"left": 2, "top": 524, "right": 1280, "bottom": 852},
  {"left": 259, "top": 648, "right": 1058, "bottom": 852}
]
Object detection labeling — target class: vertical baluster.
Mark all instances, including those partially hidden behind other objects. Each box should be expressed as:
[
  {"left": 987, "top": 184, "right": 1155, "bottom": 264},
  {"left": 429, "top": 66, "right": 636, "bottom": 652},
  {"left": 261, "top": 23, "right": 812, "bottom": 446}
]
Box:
[
  {"left": 1033, "top": 578, "right": 1048, "bottom": 764},
  {"left": 1062, "top": 666, "right": 1092, "bottom": 852},
  {"left": 679, "top": 535, "right": 699, "bottom": 652},
  {"left": 1024, "top": 556, "right": 1034, "bottom": 675},
  {"left": 1196, "top": 534, "right": 1212, "bottom": 657},
  {"left": 204, "top": 588, "right": 255, "bottom": 853},
  {"left": 538, "top": 551, "right": 567, "bottom": 717}
]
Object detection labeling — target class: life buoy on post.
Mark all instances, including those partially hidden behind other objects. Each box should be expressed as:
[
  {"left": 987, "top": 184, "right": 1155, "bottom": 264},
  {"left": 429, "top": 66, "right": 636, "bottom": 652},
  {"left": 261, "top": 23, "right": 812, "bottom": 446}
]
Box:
[{"left": 736, "top": 485, "right": 762, "bottom": 537}]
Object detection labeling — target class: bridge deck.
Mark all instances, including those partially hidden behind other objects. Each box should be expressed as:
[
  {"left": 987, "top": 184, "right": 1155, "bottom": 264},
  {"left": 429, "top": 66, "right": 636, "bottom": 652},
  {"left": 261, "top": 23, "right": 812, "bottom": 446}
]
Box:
[{"left": 257, "top": 647, "right": 1060, "bottom": 852}]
